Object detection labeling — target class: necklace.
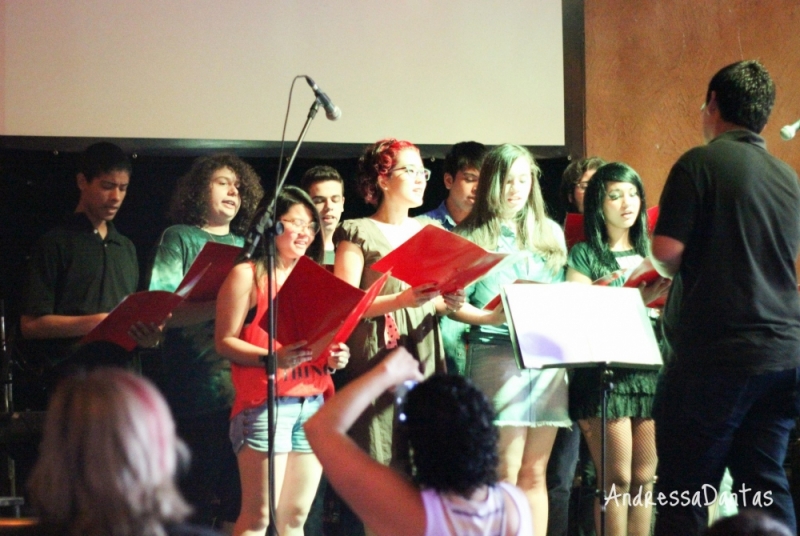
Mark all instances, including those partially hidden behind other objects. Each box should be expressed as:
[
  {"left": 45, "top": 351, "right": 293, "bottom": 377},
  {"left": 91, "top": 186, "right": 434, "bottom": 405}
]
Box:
[{"left": 199, "top": 227, "right": 237, "bottom": 246}]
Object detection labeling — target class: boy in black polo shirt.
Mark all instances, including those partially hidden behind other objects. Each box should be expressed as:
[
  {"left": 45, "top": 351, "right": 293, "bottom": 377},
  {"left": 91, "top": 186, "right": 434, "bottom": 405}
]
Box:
[{"left": 20, "top": 142, "right": 159, "bottom": 406}]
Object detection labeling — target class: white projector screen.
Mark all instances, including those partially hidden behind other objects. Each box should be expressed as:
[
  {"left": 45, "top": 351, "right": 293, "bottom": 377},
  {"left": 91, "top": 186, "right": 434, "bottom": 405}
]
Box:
[{"left": 0, "top": 0, "right": 565, "bottom": 147}]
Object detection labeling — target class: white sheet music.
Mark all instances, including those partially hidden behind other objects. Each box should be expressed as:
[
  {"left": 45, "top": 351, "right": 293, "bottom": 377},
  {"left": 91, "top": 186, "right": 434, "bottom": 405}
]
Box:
[{"left": 502, "top": 282, "right": 662, "bottom": 370}]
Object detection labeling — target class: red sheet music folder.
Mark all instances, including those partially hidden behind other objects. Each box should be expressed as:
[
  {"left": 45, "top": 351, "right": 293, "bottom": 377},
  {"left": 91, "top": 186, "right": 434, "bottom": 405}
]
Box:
[
  {"left": 593, "top": 258, "right": 665, "bottom": 308},
  {"left": 81, "top": 242, "right": 240, "bottom": 350},
  {"left": 371, "top": 225, "right": 507, "bottom": 295},
  {"left": 176, "top": 242, "right": 241, "bottom": 301},
  {"left": 81, "top": 291, "right": 185, "bottom": 351},
  {"left": 271, "top": 256, "right": 388, "bottom": 365},
  {"left": 564, "top": 213, "right": 585, "bottom": 251}
]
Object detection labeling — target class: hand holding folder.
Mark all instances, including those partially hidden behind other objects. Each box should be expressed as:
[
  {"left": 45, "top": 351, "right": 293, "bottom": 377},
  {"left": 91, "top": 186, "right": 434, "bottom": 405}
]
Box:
[
  {"left": 81, "top": 242, "right": 242, "bottom": 350},
  {"left": 593, "top": 258, "right": 668, "bottom": 308},
  {"left": 270, "top": 256, "right": 388, "bottom": 365},
  {"left": 371, "top": 225, "right": 508, "bottom": 295}
]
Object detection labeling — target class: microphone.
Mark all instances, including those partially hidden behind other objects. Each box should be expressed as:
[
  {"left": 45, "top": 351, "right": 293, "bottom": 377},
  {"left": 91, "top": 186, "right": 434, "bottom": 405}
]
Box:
[
  {"left": 304, "top": 76, "right": 342, "bottom": 121},
  {"left": 241, "top": 195, "right": 272, "bottom": 259},
  {"left": 780, "top": 119, "right": 800, "bottom": 141}
]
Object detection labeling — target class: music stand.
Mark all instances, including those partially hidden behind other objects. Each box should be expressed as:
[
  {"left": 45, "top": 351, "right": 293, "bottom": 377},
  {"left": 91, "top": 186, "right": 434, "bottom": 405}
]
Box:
[
  {"left": 0, "top": 300, "right": 25, "bottom": 518},
  {"left": 501, "top": 283, "right": 662, "bottom": 536}
]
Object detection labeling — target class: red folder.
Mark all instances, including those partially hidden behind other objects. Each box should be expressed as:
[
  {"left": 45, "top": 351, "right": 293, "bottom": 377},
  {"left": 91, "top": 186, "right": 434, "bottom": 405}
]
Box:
[
  {"left": 371, "top": 225, "right": 508, "bottom": 295},
  {"left": 623, "top": 258, "right": 660, "bottom": 289},
  {"left": 81, "top": 291, "right": 185, "bottom": 351},
  {"left": 80, "top": 242, "right": 239, "bottom": 350},
  {"left": 271, "top": 256, "right": 388, "bottom": 365},
  {"left": 592, "top": 258, "right": 665, "bottom": 308},
  {"left": 623, "top": 258, "right": 666, "bottom": 308},
  {"left": 176, "top": 242, "right": 241, "bottom": 301},
  {"left": 80, "top": 269, "right": 203, "bottom": 351},
  {"left": 564, "top": 206, "right": 660, "bottom": 250},
  {"left": 564, "top": 213, "right": 585, "bottom": 251}
]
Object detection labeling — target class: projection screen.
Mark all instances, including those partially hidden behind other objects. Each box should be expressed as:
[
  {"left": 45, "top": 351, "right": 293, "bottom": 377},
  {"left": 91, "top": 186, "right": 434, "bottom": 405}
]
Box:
[{"left": 0, "top": 0, "right": 565, "bottom": 149}]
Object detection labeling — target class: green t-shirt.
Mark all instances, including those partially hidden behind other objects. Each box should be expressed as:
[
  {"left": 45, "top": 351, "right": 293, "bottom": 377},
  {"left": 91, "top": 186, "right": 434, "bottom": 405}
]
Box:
[
  {"left": 145, "top": 224, "right": 243, "bottom": 417},
  {"left": 567, "top": 241, "right": 643, "bottom": 286}
]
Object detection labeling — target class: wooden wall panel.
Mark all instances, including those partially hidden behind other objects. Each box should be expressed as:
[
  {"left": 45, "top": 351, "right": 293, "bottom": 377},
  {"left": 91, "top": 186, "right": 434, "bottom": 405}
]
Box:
[{"left": 585, "top": 0, "right": 800, "bottom": 205}]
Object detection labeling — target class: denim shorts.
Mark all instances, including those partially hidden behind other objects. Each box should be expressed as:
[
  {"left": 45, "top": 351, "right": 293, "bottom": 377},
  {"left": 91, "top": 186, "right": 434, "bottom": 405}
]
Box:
[{"left": 229, "top": 394, "right": 323, "bottom": 454}]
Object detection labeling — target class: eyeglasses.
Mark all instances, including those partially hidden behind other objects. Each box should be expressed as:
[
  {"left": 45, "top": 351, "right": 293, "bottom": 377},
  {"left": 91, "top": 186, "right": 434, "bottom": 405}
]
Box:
[
  {"left": 281, "top": 218, "right": 319, "bottom": 235},
  {"left": 388, "top": 166, "right": 431, "bottom": 182},
  {"left": 575, "top": 181, "right": 591, "bottom": 192}
]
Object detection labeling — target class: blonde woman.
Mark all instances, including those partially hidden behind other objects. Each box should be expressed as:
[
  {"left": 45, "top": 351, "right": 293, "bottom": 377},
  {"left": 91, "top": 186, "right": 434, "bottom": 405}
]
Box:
[
  {"left": 449, "top": 143, "right": 569, "bottom": 536},
  {"left": 28, "top": 368, "right": 220, "bottom": 536}
]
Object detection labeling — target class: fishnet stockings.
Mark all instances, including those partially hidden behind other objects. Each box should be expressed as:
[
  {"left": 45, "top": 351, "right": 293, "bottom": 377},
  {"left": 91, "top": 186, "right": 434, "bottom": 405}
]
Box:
[{"left": 579, "top": 417, "right": 657, "bottom": 536}]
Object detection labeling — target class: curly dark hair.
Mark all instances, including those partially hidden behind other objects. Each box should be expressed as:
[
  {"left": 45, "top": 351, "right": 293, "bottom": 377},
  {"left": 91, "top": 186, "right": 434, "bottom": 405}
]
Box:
[
  {"left": 356, "top": 138, "right": 418, "bottom": 206},
  {"left": 582, "top": 162, "right": 650, "bottom": 276},
  {"left": 706, "top": 60, "right": 775, "bottom": 134},
  {"left": 402, "top": 374, "right": 498, "bottom": 495},
  {"left": 168, "top": 153, "right": 264, "bottom": 235},
  {"left": 559, "top": 156, "right": 606, "bottom": 213}
]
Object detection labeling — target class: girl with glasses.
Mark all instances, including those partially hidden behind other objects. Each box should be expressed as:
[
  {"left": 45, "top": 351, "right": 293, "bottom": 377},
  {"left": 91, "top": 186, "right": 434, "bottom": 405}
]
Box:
[
  {"left": 566, "top": 162, "right": 669, "bottom": 535},
  {"left": 215, "top": 185, "right": 351, "bottom": 536},
  {"left": 447, "top": 143, "right": 569, "bottom": 536}
]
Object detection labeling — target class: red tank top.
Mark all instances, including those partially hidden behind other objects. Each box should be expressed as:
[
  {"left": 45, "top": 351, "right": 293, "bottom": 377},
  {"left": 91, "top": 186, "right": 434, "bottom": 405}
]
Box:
[{"left": 230, "top": 264, "right": 333, "bottom": 418}]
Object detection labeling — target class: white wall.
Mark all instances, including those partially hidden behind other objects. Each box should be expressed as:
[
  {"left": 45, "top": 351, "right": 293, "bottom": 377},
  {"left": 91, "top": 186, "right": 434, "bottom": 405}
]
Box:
[{"left": 1, "top": 0, "right": 564, "bottom": 146}]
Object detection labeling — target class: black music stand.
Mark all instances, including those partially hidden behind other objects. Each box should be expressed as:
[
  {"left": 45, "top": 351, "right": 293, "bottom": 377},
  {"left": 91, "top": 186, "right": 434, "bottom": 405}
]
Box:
[
  {"left": 502, "top": 283, "right": 662, "bottom": 536},
  {"left": 0, "top": 301, "right": 25, "bottom": 518}
]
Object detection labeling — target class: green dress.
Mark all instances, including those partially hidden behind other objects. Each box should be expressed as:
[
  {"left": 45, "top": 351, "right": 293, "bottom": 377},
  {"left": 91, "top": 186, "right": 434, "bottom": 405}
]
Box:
[
  {"left": 333, "top": 218, "right": 446, "bottom": 466},
  {"left": 567, "top": 242, "right": 659, "bottom": 420}
]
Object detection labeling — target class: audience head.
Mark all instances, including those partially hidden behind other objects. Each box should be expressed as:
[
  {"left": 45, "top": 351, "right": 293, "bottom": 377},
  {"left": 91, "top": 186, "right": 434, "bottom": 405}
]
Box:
[
  {"left": 401, "top": 374, "right": 498, "bottom": 496},
  {"left": 168, "top": 153, "right": 264, "bottom": 235},
  {"left": 705, "top": 60, "right": 775, "bottom": 135},
  {"left": 559, "top": 156, "right": 606, "bottom": 214},
  {"left": 28, "top": 368, "right": 192, "bottom": 536},
  {"left": 356, "top": 138, "right": 424, "bottom": 207},
  {"left": 705, "top": 510, "right": 793, "bottom": 536},
  {"left": 442, "top": 141, "right": 487, "bottom": 222},
  {"left": 300, "top": 165, "right": 345, "bottom": 240}
]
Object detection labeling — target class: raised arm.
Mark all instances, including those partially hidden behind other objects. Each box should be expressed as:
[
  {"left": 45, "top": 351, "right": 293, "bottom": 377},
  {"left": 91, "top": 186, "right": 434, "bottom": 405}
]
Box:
[{"left": 304, "top": 348, "right": 426, "bottom": 536}]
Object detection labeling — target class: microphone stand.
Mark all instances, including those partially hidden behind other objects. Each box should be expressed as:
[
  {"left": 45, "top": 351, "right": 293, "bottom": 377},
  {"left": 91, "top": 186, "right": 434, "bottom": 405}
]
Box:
[{"left": 242, "top": 97, "right": 321, "bottom": 536}]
